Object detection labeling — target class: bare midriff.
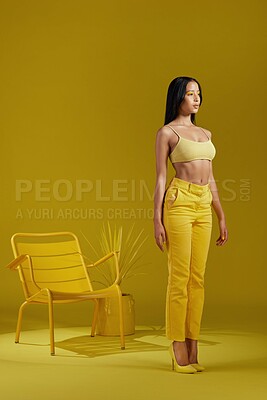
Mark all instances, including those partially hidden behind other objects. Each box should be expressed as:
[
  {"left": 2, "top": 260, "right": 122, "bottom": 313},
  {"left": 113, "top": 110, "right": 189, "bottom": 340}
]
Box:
[{"left": 172, "top": 159, "right": 211, "bottom": 186}]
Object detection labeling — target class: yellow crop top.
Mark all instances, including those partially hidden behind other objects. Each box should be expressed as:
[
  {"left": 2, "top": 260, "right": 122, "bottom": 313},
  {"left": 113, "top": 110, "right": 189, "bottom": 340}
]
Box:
[{"left": 167, "top": 125, "right": 216, "bottom": 163}]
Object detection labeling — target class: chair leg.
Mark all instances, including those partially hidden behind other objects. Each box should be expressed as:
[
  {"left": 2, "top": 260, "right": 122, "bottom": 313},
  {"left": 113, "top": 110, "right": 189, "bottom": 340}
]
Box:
[
  {"left": 48, "top": 297, "right": 55, "bottom": 356},
  {"left": 117, "top": 289, "right": 125, "bottom": 350},
  {"left": 91, "top": 299, "right": 99, "bottom": 337},
  {"left": 15, "top": 301, "right": 28, "bottom": 343}
]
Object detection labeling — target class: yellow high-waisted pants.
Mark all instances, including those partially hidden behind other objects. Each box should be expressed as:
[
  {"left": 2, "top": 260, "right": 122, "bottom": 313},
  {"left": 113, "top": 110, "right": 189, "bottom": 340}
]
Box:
[{"left": 163, "top": 177, "right": 213, "bottom": 341}]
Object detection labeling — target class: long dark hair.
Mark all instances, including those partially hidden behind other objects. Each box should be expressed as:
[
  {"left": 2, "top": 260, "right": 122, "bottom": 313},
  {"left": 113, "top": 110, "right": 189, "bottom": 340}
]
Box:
[{"left": 164, "top": 76, "right": 203, "bottom": 125}]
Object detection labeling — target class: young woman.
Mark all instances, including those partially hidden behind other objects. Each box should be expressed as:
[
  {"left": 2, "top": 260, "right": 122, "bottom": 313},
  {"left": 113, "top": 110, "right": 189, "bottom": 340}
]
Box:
[{"left": 154, "top": 76, "right": 228, "bottom": 374}]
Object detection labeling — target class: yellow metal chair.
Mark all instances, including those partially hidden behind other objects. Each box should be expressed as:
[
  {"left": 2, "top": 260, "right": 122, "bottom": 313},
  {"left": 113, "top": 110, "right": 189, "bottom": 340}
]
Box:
[{"left": 6, "top": 232, "right": 125, "bottom": 355}]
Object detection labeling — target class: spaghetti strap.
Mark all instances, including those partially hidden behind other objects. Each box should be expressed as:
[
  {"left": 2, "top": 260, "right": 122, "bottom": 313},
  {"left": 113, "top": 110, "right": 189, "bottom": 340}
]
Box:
[
  {"left": 167, "top": 125, "right": 181, "bottom": 138},
  {"left": 199, "top": 127, "right": 210, "bottom": 140}
]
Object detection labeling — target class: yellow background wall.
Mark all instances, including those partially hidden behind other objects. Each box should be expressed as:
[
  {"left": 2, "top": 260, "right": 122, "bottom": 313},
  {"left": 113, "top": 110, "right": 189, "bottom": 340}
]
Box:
[{"left": 0, "top": 0, "right": 266, "bottom": 326}]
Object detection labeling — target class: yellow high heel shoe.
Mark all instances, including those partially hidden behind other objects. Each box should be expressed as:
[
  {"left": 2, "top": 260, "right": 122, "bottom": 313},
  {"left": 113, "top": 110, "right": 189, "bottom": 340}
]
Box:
[
  {"left": 169, "top": 344, "right": 197, "bottom": 374},
  {"left": 190, "top": 363, "right": 205, "bottom": 372}
]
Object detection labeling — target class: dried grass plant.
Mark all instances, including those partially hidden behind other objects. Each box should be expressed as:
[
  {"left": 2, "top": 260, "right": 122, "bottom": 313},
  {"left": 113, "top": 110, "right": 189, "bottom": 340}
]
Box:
[{"left": 82, "top": 222, "right": 148, "bottom": 288}]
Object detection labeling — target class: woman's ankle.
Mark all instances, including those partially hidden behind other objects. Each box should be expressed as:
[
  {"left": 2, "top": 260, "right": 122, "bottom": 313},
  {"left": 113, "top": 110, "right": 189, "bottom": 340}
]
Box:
[
  {"left": 172, "top": 341, "right": 190, "bottom": 365},
  {"left": 185, "top": 338, "right": 198, "bottom": 363}
]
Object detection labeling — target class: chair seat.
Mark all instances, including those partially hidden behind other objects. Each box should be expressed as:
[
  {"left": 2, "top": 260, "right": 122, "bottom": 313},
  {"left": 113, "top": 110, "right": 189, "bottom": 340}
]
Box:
[{"left": 27, "top": 284, "right": 119, "bottom": 303}]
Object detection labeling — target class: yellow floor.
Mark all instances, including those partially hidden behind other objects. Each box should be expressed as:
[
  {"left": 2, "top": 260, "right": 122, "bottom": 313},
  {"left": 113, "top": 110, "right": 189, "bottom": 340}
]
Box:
[{"left": 0, "top": 316, "right": 267, "bottom": 400}]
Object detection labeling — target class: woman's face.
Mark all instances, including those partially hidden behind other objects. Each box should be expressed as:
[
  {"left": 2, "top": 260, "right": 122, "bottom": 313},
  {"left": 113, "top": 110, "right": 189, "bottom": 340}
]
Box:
[{"left": 178, "top": 81, "right": 201, "bottom": 116}]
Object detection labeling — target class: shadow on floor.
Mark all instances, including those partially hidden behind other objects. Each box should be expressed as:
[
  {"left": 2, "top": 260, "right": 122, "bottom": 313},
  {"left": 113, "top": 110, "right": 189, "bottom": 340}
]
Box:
[{"left": 54, "top": 328, "right": 221, "bottom": 358}]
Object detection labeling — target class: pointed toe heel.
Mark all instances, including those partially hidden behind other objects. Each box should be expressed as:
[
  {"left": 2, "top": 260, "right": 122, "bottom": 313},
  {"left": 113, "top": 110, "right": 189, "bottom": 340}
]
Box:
[
  {"left": 169, "top": 344, "right": 197, "bottom": 374},
  {"left": 190, "top": 363, "right": 205, "bottom": 372}
]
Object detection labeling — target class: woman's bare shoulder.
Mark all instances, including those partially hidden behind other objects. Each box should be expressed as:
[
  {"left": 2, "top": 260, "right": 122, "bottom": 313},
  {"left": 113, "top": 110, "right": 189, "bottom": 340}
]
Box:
[
  {"left": 200, "top": 127, "right": 212, "bottom": 139},
  {"left": 156, "top": 124, "right": 173, "bottom": 138}
]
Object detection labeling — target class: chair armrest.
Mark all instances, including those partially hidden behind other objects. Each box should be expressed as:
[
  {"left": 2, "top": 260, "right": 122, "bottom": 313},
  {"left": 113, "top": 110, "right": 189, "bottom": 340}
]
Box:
[
  {"left": 6, "top": 254, "right": 29, "bottom": 270},
  {"left": 86, "top": 251, "right": 118, "bottom": 267},
  {"left": 6, "top": 254, "right": 41, "bottom": 291},
  {"left": 86, "top": 250, "right": 120, "bottom": 285}
]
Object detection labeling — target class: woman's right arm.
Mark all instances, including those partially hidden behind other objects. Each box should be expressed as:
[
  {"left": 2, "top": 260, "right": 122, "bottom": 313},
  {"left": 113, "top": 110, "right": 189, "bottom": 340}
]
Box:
[{"left": 154, "top": 127, "right": 170, "bottom": 251}]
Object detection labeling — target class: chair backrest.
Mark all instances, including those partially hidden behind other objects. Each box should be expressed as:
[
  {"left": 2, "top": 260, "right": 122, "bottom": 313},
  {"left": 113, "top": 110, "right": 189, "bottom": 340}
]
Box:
[{"left": 11, "top": 232, "right": 93, "bottom": 298}]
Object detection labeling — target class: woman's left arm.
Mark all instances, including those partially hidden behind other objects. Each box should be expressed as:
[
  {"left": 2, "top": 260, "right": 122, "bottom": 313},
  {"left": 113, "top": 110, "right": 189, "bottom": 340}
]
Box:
[{"left": 209, "top": 162, "right": 228, "bottom": 246}]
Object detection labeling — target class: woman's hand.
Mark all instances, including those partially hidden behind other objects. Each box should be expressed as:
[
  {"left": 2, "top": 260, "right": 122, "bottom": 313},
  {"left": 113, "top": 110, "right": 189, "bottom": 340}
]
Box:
[
  {"left": 216, "top": 218, "right": 228, "bottom": 246},
  {"left": 154, "top": 221, "right": 167, "bottom": 251}
]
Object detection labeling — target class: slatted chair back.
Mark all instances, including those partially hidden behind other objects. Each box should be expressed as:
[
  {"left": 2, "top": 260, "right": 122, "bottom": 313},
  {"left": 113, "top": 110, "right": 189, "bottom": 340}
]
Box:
[{"left": 11, "top": 232, "right": 93, "bottom": 299}]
